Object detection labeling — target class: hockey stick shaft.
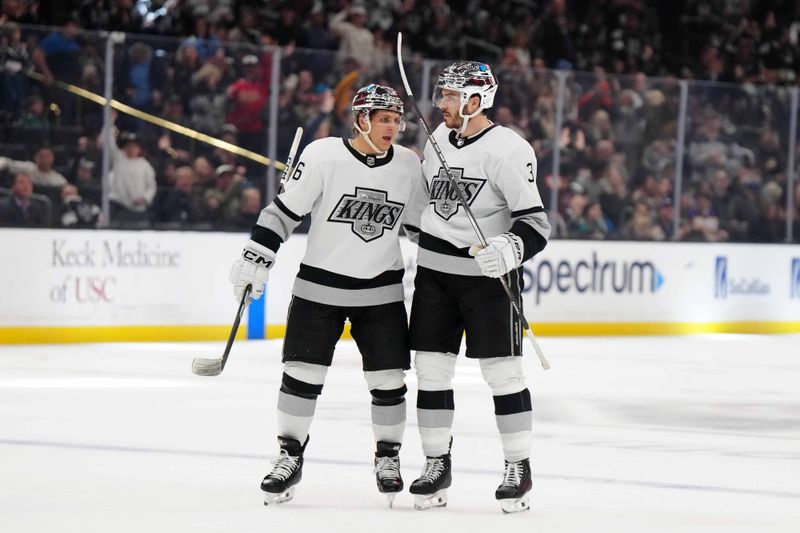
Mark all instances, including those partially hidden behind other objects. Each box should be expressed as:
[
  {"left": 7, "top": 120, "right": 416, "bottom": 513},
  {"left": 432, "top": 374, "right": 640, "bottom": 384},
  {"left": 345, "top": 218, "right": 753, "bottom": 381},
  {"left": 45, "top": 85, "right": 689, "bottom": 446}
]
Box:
[
  {"left": 191, "top": 284, "right": 251, "bottom": 376},
  {"left": 219, "top": 283, "right": 251, "bottom": 370},
  {"left": 396, "top": 33, "right": 549, "bottom": 370},
  {"left": 278, "top": 127, "right": 304, "bottom": 194}
]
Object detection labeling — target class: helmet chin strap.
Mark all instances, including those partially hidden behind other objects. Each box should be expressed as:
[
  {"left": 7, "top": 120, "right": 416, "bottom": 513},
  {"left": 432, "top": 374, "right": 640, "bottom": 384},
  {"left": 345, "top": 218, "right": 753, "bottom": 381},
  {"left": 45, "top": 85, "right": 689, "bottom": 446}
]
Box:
[
  {"left": 354, "top": 112, "right": 386, "bottom": 155},
  {"left": 456, "top": 99, "right": 484, "bottom": 138}
]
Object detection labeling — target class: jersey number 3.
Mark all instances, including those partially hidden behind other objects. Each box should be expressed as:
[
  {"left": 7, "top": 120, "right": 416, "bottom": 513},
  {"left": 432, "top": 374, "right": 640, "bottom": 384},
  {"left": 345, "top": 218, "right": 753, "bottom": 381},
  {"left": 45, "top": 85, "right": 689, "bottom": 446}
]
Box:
[{"left": 526, "top": 162, "right": 535, "bottom": 183}]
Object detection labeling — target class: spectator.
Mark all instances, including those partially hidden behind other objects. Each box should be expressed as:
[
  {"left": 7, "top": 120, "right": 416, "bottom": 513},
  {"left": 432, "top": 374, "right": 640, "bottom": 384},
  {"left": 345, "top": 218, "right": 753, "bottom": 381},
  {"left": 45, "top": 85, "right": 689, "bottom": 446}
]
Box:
[
  {"left": 227, "top": 4, "right": 262, "bottom": 45},
  {"left": 0, "top": 146, "right": 67, "bottom": 188},
  {"left": 225, "top": 54, "right": 269, "bottom": 154},
  {"left": 107, "top": 131, "right": 157, "bottom": 225},
  {"left": 655, "top": 197, "right": 675, "bottom": 239},
  {"left": 204, "top": 164, "right": 247, "bottom": 223},
  {"left": 211, "top": 124, "right": 241, "bottom": 169},
  {"left": 599, "top": 165, "right": 630, "bottom": 230},
  {"left": 622, "top": 200, "right": 664, "bottom": 241},
  {"left": 682, "top": 193, "right": 729, "bottom": 242},
  {"left": 188, "top": 64, "right": 226, "bottom": 137},
  {"left": 31, "top": 17, "right": 82, "bottom": 121},
  {"left": 152, "top": 165, "right": 208, "bottom": 226},
  {"left": 540, "top": 0, "right": 576, "bottom": 68},
  {"left": 571, "top": 201, "right": 613, "bottom": 240},
  {"left": 493, "top": 105, "right": 526, "bottom": 138},
  {"left": 192, "top": 156, "right": 215, "bottom": 188},
  {"left": 0, "top": 22, "right": 31, "bottom": 124},
  {"left": 57, "top": 183, "right": 101, "bottom": 228},
  {"left": 181, "top": 8, "right": 221, "bottom": 61},
  {"left": 329, "top": 4, "right": 374, "bottom": 70},
  {"left": 72, "top": 158, "right": 99, "bottom": 197},
  {"left": 0, "top": 172, "right": 48, "bottom": 227},
  {"left": 121, "top": 42, "right": 158, "bottom": 112},
  {"left": 224, "top": 185, "right": 261, "bottom": 230},
  {"left": 109, "top": 0, "right": 141, "bottom": 33},
  {"left": 297, "top": 2, "right": 336, "bottom": 80},
  {"left": 20, "top": 94, "right": 49, "bottom": 130}
]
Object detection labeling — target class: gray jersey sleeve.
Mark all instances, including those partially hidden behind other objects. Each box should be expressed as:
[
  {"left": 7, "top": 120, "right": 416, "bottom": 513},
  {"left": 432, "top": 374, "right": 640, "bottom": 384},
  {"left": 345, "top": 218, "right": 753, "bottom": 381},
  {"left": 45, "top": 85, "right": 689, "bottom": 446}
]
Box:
[
  {"left": 495, "top": 144, "right": 551, "bottom": 261},
  {"left": 251, "top": 148, "right": 324, "bottom": 253}
]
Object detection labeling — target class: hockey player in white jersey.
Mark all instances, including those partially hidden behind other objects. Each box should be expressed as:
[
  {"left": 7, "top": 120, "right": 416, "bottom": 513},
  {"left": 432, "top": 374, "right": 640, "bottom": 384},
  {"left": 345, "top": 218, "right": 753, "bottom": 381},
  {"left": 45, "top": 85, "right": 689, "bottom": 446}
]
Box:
[
  {"left": 229, "top": 84, "right": 422, "bottom": 507},
  {"left": 402, "top": 61, "right": 551, "bottom": 513}
]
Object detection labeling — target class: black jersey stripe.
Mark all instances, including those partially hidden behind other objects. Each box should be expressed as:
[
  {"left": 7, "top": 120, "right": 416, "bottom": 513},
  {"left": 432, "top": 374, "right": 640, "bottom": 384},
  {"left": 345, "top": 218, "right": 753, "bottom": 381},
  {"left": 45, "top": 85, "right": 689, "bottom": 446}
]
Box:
[
  {"left": 419, "top": 231, "right": 473, "bottom": 258},
  {"left": 250, "top": 225, "right": 284, "bottom": 253},
  {"left": 297, "top": 263, "right": 404, "bottom": 290},
  {"left": 341, "top": 138, "right": 395, "bottom": 168},
  {"left": 511, "top": 206, "right": 545, "bottom": 218},
  {"left": 274, "top": 197, "right": 303, "bottom": 222},
  {"left": 448, "top": 124, "right": 498, "bottom": 149}
]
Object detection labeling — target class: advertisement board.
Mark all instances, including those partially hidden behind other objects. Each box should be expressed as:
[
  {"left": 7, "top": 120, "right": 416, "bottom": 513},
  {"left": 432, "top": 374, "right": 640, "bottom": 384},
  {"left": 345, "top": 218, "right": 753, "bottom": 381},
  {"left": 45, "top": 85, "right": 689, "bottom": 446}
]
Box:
[{"left": 1, "top": 229, "right": 798, "bottom": 342}]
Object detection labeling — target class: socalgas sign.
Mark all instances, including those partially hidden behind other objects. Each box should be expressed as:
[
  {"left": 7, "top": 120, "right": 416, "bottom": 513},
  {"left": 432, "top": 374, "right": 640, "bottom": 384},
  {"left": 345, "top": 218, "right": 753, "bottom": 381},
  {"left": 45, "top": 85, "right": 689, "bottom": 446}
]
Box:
[{"left": 714, "top": 256, "right": 771, "bottom": 299}]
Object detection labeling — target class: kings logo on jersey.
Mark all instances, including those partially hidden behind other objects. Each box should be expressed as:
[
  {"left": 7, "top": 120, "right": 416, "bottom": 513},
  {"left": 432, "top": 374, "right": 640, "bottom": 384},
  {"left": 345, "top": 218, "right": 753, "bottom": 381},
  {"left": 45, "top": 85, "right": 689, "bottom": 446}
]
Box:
[
  {"left": 328, "top": 187, "right": 405, "bottom": 243},
  {"left": 429, "top": 167, "right": 487, "bottom": 220}
]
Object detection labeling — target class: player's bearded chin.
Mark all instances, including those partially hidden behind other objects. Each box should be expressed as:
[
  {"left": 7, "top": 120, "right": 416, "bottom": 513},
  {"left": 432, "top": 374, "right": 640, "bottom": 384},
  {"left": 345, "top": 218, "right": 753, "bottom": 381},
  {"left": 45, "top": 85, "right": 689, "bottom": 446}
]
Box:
[{"left": 446, "top": 114, "right": 463, "bottom": 128}]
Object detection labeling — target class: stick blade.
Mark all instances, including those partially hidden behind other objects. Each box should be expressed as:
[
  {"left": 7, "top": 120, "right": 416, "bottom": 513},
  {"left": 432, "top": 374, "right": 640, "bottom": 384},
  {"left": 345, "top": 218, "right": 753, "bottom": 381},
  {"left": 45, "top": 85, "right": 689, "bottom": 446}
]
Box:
[{"left": 192, "top": 357, "right": 223, "bottom": 376}]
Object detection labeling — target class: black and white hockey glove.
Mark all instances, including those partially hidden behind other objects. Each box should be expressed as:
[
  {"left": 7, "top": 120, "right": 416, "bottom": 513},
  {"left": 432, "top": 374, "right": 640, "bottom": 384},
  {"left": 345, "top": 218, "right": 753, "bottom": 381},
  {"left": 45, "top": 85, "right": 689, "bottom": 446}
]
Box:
[
  {"left": 229, "top": 240, "right": 276, "bottom": 302},
  {"left": 469, "top": 233, "right": 524, "bottom": 278}
]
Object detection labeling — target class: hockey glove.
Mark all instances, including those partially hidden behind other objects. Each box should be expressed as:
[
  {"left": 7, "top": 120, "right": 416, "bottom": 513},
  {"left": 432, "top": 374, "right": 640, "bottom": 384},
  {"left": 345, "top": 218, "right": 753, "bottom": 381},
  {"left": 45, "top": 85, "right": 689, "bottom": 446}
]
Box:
[
  {"left": 229, "top": 240, "right": 275, "bottom": 302},
  {"left": 469, "top": 233, "right": 524, "bottom": 278}
]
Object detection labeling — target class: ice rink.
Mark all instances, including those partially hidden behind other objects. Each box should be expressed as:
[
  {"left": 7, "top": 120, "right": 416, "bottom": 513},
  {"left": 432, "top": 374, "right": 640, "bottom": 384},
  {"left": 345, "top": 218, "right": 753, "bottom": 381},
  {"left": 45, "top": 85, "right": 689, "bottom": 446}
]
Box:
[{"left": 1, "top": 335, "right": 799, "bottom": 533}]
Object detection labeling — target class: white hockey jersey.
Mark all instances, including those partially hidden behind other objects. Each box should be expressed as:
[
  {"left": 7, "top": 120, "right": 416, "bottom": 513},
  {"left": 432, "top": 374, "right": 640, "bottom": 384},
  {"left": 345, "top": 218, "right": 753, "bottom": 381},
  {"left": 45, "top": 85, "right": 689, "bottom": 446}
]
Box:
[
  {"left": 252, "top": 137, "right": 422, "bottom": 306},
  {"left": 403, "top": 123, "right": 551, "bottom": 276}
]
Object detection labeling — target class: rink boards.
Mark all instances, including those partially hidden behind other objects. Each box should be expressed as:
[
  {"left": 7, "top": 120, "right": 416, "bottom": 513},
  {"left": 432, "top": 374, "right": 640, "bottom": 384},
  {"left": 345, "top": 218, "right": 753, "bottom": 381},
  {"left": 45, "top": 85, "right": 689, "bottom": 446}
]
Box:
[{"left": 0, "top": 228, "right": 798, "bottom": 343}]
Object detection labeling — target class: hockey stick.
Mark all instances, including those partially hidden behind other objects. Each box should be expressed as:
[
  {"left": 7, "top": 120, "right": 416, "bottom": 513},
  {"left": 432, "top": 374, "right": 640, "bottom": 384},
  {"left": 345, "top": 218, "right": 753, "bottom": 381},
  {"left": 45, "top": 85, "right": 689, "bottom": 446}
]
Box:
[
  {"left": 278, "top": 127, "right": 304, "bottom": 194},
  {"left": 191, "top": 284, "right": 251, "bottom": 376},
  {"left": 396, "top": 32, "right": 550, "bottom": 370}
]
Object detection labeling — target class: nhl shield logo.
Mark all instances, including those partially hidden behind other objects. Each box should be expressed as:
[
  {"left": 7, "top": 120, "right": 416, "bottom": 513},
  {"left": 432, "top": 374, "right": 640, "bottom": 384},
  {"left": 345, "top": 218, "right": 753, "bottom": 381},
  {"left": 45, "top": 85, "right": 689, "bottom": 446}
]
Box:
[
  {"left": 429, "top": 167, "right": 487, "bottom": 220},
  {"left": 328, "top": 187, "right": 405, "bottom": 242},
  {"left": 367, "top": 156, "right": 376, "bottom": 166}
]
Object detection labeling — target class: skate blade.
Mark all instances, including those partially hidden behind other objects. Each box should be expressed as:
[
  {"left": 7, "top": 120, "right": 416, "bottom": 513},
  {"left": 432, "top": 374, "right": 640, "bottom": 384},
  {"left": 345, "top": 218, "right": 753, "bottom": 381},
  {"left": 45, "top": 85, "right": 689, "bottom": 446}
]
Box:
[
  {"left": 413, "top": 490, "right": 447, "bottom": 510},
  {"left": 385, "top": 493, "right": 396, "bottom": 508},
  {"left": 500, "top": 494, "right": 530, "bottom": 514},
  {"left": 263, "top": 486, "right": 295, "bottom": 506}
]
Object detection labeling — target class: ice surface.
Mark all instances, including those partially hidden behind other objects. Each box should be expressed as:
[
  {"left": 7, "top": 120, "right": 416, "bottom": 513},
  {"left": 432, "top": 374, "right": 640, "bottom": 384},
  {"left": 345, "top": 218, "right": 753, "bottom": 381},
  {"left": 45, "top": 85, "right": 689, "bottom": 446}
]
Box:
[{"left": 1, "top": 335, "right": 798, "bottom": 532}]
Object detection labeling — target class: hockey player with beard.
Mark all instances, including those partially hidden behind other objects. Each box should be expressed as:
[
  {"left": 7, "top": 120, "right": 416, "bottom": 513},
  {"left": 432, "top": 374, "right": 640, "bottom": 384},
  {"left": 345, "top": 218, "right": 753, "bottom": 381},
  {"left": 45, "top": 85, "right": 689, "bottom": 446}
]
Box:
[
  {"left": 229, "top": 84, "right": 421, "bottom": 507},
  {"left": 402, "top": 62, "right": 551, "bottom": 513}
]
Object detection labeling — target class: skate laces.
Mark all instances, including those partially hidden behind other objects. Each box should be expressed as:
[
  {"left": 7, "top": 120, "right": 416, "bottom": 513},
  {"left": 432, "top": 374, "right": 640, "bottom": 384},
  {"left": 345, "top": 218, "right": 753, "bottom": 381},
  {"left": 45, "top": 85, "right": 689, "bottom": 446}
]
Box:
[
  {"left": 268, "top": 449, "right": 299, "bottom": 481},
  {"left": 418, "top": 456, "right": 445, "bottom": 482},
  {"left": 500, "top": 461, "right": 522, "bottom": 487},
  {"left": 373, "top": 456, "right": 400, "bottom": 480}
]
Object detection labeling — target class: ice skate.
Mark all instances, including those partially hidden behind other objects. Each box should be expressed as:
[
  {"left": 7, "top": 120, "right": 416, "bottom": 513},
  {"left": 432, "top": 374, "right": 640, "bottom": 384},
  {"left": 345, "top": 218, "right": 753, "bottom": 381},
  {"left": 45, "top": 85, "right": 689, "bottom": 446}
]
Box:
[
  {"left": 495, "top": 458, "right": 532, "bottom": 514},
  {"left": 261, "top": 436, "right": 307, "bottom": 506},
  {"left": 409, "top": 440, "right": 452, "bottom": 510},
  {"left": 373, "top": 441, "right": 403, "bottom": 508}
]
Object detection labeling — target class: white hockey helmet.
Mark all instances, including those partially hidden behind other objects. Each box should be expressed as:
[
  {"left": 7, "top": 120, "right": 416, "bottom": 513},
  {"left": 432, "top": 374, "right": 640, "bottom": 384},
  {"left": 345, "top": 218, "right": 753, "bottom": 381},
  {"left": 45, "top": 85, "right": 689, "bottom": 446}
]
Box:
[
  {"left": 351, "top": 84, "right": 406, "bottom": 153},
  {"left": 433, "top": 61, "right": 498, "bottom": 111},
  {"left": 352, "top": 83, "right": 405, "bottom": 118}
]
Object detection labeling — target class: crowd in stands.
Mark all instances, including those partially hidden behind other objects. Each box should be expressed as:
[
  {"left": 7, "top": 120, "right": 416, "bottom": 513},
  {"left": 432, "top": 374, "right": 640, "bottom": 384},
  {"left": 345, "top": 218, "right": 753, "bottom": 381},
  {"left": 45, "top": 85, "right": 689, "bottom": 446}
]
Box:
[{"left": 0, "top": 0, "right": 799, "bottom": 242}]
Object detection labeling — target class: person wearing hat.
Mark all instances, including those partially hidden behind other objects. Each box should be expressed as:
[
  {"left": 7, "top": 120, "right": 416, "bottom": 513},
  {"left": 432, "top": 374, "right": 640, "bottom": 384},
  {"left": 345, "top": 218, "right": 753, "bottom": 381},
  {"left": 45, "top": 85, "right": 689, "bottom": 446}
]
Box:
[
  {"left": 225, "top": 54, "right": 268, "bottom": 153},
  {"left": 105, "top": 124, "right": 156, "bottom": 225},
  {"left": 204, "top": 164, "right": 248, "bottom": 223},
  {"left": 656, "top": 196, "right": 675, "bottom": 238},
  {"left": 330, "top": 3, "right": 375, "bottom": 70}
]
